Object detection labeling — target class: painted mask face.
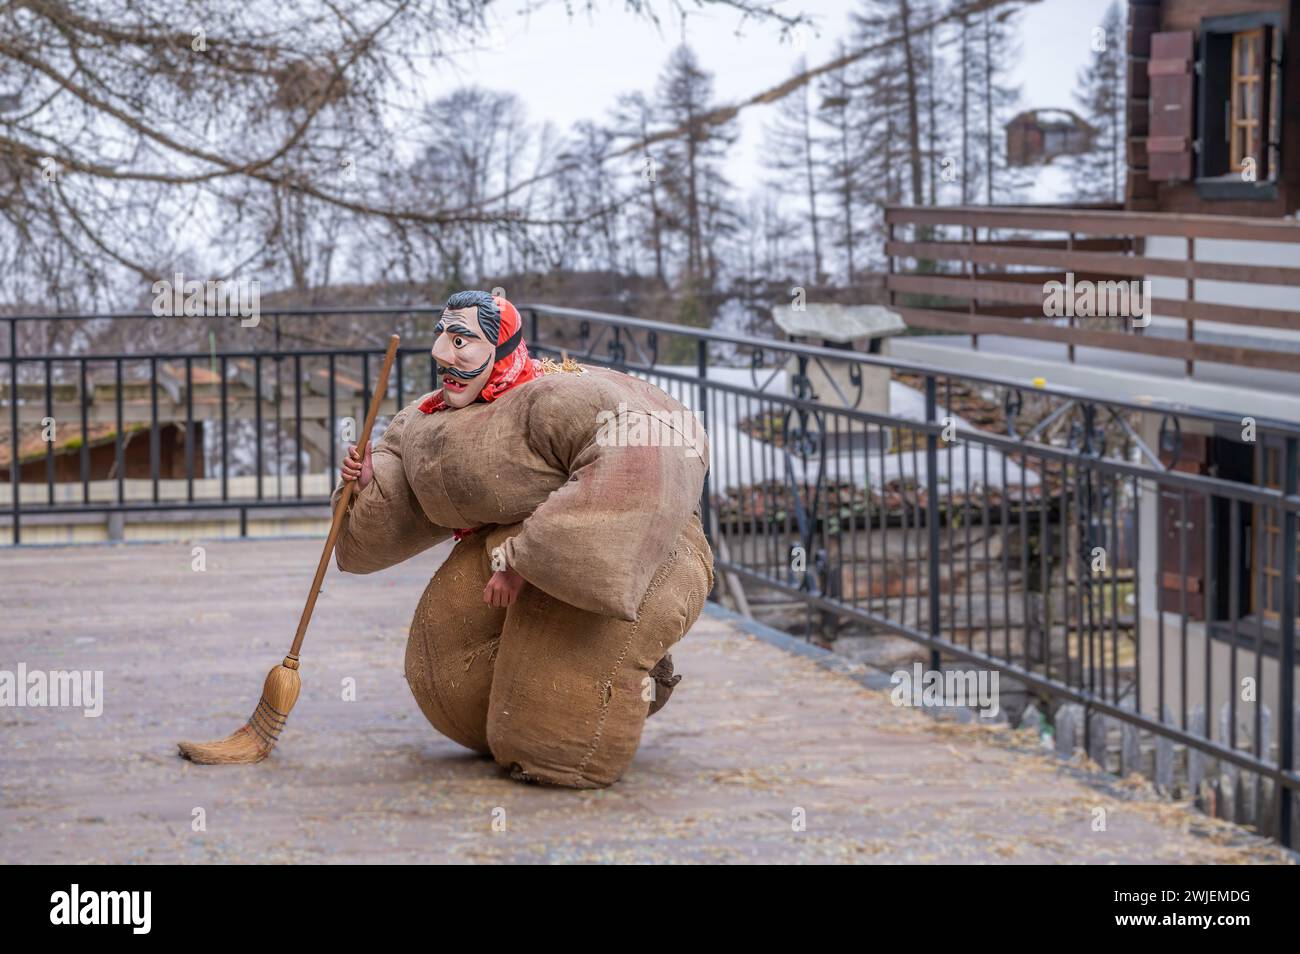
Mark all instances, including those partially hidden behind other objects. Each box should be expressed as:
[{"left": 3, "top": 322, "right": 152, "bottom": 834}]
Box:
[{"left": 431, "top": 305, "right": 496, "bottom": 409}]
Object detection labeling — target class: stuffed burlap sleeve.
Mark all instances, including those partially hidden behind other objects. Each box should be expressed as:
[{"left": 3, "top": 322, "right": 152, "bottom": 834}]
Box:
[
  {"left": 332, "top": 403, "right": 453, "bottom": 573},
  {"left": 497, "top": 375, "right": 709, "bottom": 621}
]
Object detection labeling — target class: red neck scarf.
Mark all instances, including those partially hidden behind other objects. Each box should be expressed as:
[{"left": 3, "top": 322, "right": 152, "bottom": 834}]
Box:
[{"left": 419, "top": 295, "right": 540, "bottom": 415}]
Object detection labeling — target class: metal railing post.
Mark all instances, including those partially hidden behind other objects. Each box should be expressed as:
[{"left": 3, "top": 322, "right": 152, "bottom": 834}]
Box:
[
  {"left": 697, "top": 339, "right": 713, "bottom": 557},
  {"left": 7, "top": 320, "right": 18, "bottom": 545},
  {"left": 925, "top": 374, "right": 941, "bottom": 671},
  {"left": 1279, "top": 436, "right": 1297, "bottom": 848}
]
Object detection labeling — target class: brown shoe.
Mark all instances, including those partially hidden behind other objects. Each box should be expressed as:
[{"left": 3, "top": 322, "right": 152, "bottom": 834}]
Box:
[{"left": 647, "top": 654, "right": 682, "bottom": 717}]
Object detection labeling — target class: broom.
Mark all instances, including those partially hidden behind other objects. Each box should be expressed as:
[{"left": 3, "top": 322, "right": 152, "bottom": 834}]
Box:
[{"left": 178, "top": 334, "right": 401, "bottom": 764}]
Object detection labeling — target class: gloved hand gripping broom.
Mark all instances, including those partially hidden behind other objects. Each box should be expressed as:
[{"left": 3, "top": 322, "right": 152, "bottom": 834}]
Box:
[{"left": 178, "top": 334, "right": 401, "bottom": 764}]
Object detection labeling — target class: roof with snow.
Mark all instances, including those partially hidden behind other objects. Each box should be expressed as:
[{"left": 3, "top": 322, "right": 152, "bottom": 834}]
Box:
[{"left": 1007, "top": 108, "right": 1095, "bottom": 132}]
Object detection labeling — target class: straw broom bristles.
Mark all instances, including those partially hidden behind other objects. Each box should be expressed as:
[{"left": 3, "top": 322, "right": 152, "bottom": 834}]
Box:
[{"left": 178, "top": 656, "right": 302, "bottom": 763}]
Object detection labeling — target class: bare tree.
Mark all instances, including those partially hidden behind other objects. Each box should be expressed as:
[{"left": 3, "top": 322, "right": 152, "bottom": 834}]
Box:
[
  {"left": 975, "top": 3, "right": 1027, "bottom": 203},
  {"left": 761, "top": 57, "right": 824, "bottom": 282},
  {"left": 655, "top": 44, "right": 738, "bottom": 287},
  {"left": 0, "top": 0, "right": 806, "bottom": 312},
  {"left": 611, "top": 92, "right": 668, "bottom": 283},
  {"left": 815, "top": 45, "right": 873, "bottom": 284},
  {"left": 1069, "top": 1, "right": 1125, "bottom": 203},
  {"left": 0, "top": 1, "right": 503, "bottom": 308},
  {"left": 853, "top": 0, "right": 935, "bottom": 208},
  {"left": 958, "top": 7, "right": 976, "bottom": 203}
]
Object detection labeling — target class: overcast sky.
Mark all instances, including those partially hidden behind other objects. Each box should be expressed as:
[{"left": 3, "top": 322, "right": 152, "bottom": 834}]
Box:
[{"left": 418, "top": 0, "right": 1117, "bottom": 198}]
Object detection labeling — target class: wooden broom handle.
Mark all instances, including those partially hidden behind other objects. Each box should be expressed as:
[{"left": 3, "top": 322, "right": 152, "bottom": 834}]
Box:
[{"left": 287, "top": 334, "right": 401, "bottom": 660}]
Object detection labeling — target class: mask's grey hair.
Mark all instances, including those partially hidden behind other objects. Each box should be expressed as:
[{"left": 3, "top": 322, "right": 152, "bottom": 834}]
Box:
[{"left": 443, "top": 290, "right": 501, "bottom": 343}]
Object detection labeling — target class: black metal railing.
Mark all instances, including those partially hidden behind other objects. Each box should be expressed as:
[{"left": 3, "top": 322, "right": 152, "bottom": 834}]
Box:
[
  {"left": 2, "top": 307, "right": 440, "bottom": 534},
  {"left": 2, "top": 303, "right": 1298, "bottom": 847}
]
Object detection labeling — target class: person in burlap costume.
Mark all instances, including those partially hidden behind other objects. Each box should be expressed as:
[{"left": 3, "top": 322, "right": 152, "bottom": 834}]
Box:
[{"left": 334, "top": 290, "right": 714, "bottom": 788}]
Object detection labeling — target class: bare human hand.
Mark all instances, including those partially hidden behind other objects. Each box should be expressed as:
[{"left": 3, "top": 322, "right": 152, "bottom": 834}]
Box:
[
  {"left": 341, "top": 441, "right": 373, "bottom": 489},
  {"left": 482, "top": 567, "right": 526, "bottom": 608}
]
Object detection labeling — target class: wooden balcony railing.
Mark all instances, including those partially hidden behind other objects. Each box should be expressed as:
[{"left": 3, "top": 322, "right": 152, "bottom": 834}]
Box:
[{"left": 884, "top": 205, "right": 1300, "bottom": 375}]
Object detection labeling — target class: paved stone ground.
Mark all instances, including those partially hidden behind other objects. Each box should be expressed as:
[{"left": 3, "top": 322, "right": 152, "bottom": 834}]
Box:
[{"left": 0, "top": 537, "right": 1291, "bottom": 864}]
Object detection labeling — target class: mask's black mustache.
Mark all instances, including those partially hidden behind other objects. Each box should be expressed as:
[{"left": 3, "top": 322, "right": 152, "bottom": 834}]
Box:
[{"left": 437, "top": 355, "right": 493, "bottom": 381}]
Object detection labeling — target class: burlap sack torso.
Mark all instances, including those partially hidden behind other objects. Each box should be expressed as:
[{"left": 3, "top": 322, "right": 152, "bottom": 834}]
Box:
[{"left": 334, "top": 366, "right": 709, "bottom": 621}]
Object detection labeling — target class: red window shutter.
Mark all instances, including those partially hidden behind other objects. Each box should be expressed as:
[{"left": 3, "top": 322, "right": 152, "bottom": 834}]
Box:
[{"left": 1148, "top": 31, "right": 1195, "bottom": 181}]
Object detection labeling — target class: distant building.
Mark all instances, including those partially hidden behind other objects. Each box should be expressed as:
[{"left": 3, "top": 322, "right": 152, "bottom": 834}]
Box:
[
  {"left": 1005, "top": 109, "right": 1096, "bottom": 166},
  {"left": 0, "top": 422, "right": 201, "bottom": 485}
]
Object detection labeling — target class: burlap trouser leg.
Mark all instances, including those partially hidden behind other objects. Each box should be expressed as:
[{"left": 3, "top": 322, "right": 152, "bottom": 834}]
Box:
[
  {"left": 486, "top": 516, "right": 714, "bottom": 789},
  {"left": 404, "top": 532, "right": 507, "bottom": 754}
]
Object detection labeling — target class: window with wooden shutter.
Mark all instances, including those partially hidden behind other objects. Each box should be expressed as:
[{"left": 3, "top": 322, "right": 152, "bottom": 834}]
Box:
[
  {"left": 1196, "top": 13, "right": 1282, "bottom": 184},
  {"left": 1147, "top": 31, "right": 1195, "bottom": 181}
]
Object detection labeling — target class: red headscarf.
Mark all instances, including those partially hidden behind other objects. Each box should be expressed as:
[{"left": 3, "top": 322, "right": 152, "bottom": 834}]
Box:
[{"left": 419, "top": 295, "right": 540, "bottom": 415}]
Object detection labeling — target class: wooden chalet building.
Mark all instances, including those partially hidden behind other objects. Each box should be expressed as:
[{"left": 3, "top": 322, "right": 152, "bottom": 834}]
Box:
[{"left": 882, "top": 0, "right": 1300, "bottom": 770}]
